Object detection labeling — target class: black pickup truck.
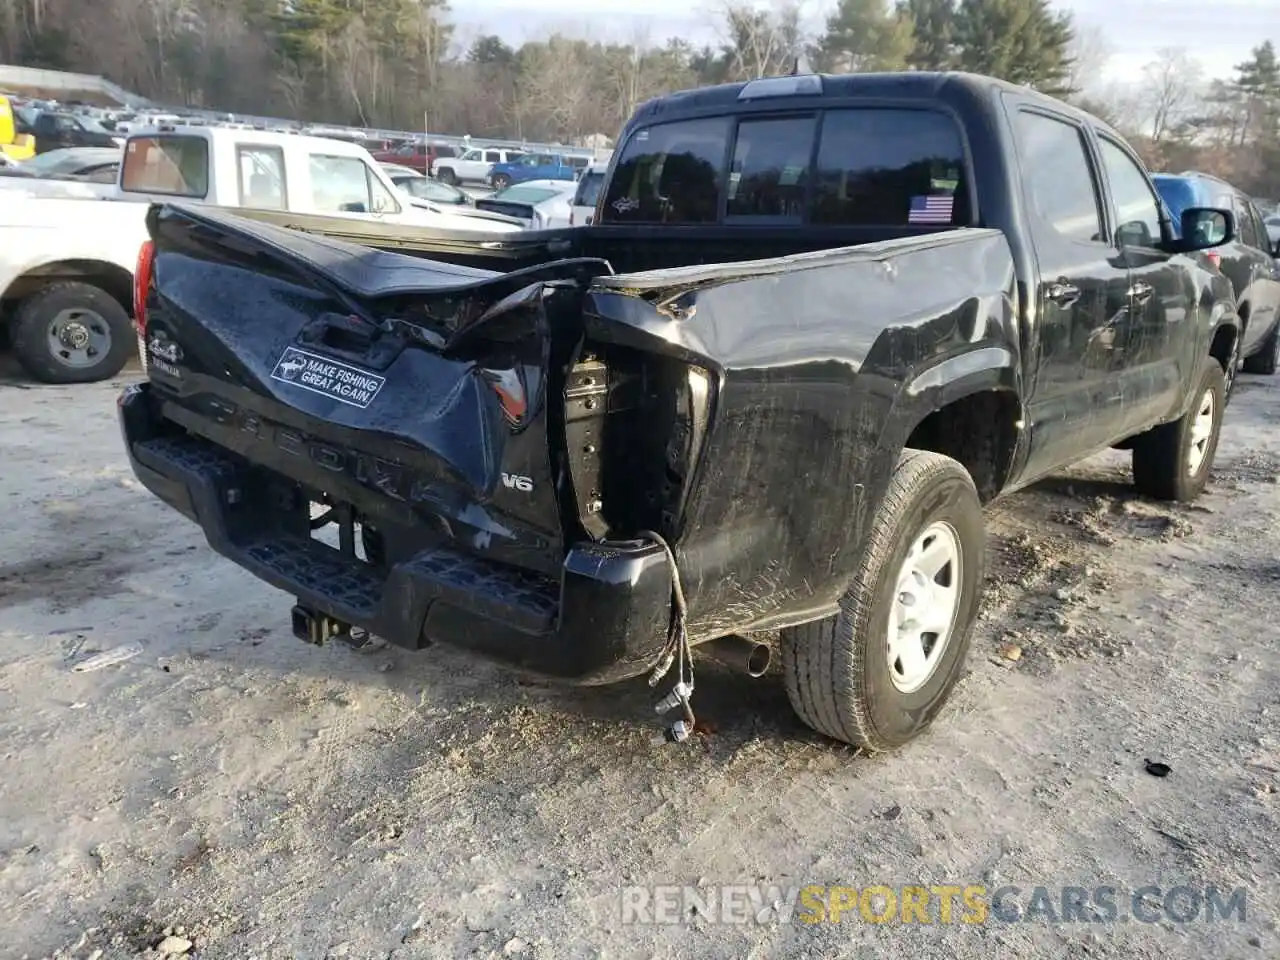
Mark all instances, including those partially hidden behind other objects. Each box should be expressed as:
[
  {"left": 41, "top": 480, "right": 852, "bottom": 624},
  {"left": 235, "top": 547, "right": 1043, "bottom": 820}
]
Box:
[{"left": 120, "top": 70, "right": 1241, "bottom": 751}]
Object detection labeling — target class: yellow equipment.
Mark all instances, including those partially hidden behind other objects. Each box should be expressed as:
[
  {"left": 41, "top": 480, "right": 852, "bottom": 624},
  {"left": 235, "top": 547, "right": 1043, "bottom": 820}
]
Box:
[{"left": 0, "top": 95, "right": 37, "bottom": 161}]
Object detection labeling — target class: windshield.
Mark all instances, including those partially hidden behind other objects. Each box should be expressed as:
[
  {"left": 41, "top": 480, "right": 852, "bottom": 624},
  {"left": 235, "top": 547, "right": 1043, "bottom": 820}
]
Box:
[
  {"left": 574, "top": 169, "right": 605, "bottom": 208},
  {"left": 493, "top": 185, "right": 561, "bottom": 203},
  {"left": 1152, "top": 176, "right": 1199, "bottom": 224},
  {"left": 77, "top": 116, "right": 111, "bottom": 133},
  {"left": 398, "top": 177, "right": 465, "bottom": 203}
]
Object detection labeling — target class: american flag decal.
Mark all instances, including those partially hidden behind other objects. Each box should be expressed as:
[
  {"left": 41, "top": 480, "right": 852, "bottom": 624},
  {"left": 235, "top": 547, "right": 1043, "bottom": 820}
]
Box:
[{"left": 908, "top": 194, "right": 955, "bottom": 224}]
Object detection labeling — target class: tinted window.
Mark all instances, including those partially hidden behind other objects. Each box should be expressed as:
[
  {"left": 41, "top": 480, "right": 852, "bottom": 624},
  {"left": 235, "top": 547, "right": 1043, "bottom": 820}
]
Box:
[
  {"left": 121, "top": 135, "right": 209, "bottom": 197},
  {"left": 602, "top": 117, "right": 729, "bottom": 224},
  {"left": 1015, "top": 112, "right": 1101, "bottom": 243},
  {"left": 237, "top": 145, "right": 286, "bottom": 209},
  {"left": 811, "top": 109, "right": 967, "bottom": 226},
  {"left": 727, "top": 116, "right": 814, "bottom": 221},
  {"left": 1154, "top": 176, "right": 1196, "bottom": 226},
  {"left": 1098, "top": 138, "right": 1162, "bottom": 248},
  {"left": 434, "top": 146, "right": 456, "bottom": 158},
  {"left": 484, "top": 150, "right": 500, "bottom": 163}
]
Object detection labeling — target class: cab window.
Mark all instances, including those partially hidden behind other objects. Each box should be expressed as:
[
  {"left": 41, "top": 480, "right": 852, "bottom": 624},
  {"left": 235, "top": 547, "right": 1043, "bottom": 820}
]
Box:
[
  {"left": 237, "top": 145, "right": 286, "bottom": 209},
  {"left": 309, "top": 154, "right": 399, "bottom": 214},
  {"left": 120, "top": 135, "right": 210, "bottom": 197},
  {"left": 1097, "top": 137, "right": 1163, "bottom": 248},
  {"left": 601, "top": 117, "right": 729, "bottom": 224}
]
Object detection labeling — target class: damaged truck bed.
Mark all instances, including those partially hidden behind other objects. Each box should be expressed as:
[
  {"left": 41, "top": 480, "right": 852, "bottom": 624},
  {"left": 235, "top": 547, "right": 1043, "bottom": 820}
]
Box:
[{"left": 121, "top": 70, "right": 1242, "bottom": 751}]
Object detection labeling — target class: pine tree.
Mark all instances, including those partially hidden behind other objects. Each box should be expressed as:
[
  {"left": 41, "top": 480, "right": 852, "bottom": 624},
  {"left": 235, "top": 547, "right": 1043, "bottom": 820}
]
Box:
[
  {"left": 896, "top": 0, "right": 956, "bottom": 69},
  {"left": 820, "top": 0, "right": 916, "bottom": 73},
  {"left": 951, "top": 0, "right": 1074, "bottom": 94}
]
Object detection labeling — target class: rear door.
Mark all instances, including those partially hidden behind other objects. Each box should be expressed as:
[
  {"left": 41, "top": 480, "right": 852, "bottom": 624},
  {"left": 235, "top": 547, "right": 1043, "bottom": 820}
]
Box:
[
  {"left": 1231, "top": 194, "right": 1280, "bottom": 358},
  {"left": 1093, "top": 133, "right": 1192, "bottom": 433},
  {"left": 1009, "top": 106, "right": 1136, "bottom": 480}
]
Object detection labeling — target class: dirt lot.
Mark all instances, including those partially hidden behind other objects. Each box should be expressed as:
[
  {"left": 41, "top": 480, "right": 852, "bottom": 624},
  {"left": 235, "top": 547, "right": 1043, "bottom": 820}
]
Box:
[{"left": 1, "top": 357, "right": 1277, "bottom": 960}]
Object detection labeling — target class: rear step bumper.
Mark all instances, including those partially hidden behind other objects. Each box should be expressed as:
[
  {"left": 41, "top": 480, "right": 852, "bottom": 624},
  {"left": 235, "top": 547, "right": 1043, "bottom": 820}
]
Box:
[{"left": 118, "top": 384, "right": 673, "bottom": 685}]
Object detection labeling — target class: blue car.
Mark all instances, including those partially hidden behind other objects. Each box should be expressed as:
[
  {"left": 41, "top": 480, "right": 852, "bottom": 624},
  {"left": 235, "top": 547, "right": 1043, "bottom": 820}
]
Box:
[
  {"left": 1153, "top": 172, "right": 1280, "bottom": 374},
  {"left": 487, "top": 153, "right": 577, "bottom": 190}
]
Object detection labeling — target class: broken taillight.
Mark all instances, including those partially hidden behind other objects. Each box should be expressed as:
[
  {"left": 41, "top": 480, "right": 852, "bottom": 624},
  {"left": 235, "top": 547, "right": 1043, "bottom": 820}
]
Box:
[{"left": 133, "top": 240, "right": 155, "bottom": 334}]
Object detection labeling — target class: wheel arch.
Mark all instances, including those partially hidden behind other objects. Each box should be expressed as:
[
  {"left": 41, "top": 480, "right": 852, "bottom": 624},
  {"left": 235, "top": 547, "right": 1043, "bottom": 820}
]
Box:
[
  {"left": 2, "top": 258, "right": 135, "bottom": 318},
  {"left": 890, "top": 350, "right": 1025, "bottom": 504}
]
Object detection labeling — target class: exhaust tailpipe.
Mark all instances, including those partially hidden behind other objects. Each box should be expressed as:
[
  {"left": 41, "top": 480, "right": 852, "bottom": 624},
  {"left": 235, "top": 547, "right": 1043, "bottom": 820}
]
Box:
[{"left": 700, "top": 635, "right": 772, "bottom": 678}]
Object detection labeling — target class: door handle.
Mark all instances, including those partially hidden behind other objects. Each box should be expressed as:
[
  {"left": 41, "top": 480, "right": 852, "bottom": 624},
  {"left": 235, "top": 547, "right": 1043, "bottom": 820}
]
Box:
[
  {"left": 1130, "top": 280, "right": 1155, "bottom": 304},
  {"left": 1045, "top": 281, "right": 1081, "bottom": 307}
]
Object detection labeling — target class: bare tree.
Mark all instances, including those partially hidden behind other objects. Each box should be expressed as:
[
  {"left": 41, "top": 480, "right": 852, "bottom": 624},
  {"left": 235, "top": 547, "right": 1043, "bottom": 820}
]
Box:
[
  {"left": 713, "top": 0, "right": 809, "bottom": 80},
  {"left": 1064, "top": 22, "right": 1112, "bottom": 97},
  {"left": 1141, "top": 47, "right": 1204, "bottom": 142}
]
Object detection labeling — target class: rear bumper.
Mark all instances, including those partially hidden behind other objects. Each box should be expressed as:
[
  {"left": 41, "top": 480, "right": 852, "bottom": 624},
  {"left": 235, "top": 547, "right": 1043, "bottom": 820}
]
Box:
[{"left": 118, "top": 383, "right": 672, "bottom": 685}]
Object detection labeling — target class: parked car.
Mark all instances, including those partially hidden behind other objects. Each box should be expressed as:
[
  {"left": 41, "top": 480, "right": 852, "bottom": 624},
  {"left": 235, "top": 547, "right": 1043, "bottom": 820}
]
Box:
[
  {"left": 381, "top": 165, "right": 529, "bottom": 229},
  {"left": 0, "top": 128, "right": 519, "bottom": 385},
  {"left": 1155, "top": 172, "right": 1280, "bottom": 374},
  {"left": 1266, "top": 213, "right": 1280, "bottom": 247},
  {"left": 6, "top": 146, "right": 121, "bottom": 182},
  {"left": 370, "top": 140, "right": 458, "bottom": 176},
  {"left": 381, "top": 165, "right": 472, "bottom": 206},
  {"left": 569, "top": 162, "right": 607, "bottom": 225},
  {"left": 487, "top": 153, "right": 577, "bottom": 190},
  {"left": 30, "top": 111, "right": 123, "bottom": 153},
  {"left": 473, "top": 179, "right": 577, "bottom": 228},
  {"left": 433, "top": 147, "right": 524, "bottom": 185},
  {"left": 121, "top": 70, "right": 1239, "bottom": 753}
]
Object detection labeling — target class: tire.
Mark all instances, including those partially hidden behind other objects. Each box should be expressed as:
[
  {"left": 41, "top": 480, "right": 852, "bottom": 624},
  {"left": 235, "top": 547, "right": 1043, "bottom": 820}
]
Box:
[
  {"left": 436, "top": 167, "right": 458, "bottom": 186},
  {"left": 1131, "top": 356, "right": 1225, "bottom": 502},
  {"left": 782, "top": 450, "right": 985, "bottom": 752},
  {"left": 1241, "top": 320, "right": 1279, "bottom": 375},
  {"left": 491, "top": 174, "right": 511, "bottom": 191},
  {"left": 10, "top": 281, "right": 134, "bottom": 384}
]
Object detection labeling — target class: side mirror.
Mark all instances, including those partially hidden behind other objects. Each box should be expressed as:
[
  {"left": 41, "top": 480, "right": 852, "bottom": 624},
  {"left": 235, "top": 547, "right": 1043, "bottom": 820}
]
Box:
[
  {"left": 1272, "top": 238, "right": 1280, "bottom": 258},
  {"left": 1180, "top": 207, "right": 1235, "bottom": 250}
]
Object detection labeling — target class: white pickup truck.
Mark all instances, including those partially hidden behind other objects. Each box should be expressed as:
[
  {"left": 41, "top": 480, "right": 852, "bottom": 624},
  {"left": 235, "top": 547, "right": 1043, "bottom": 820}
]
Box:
[{"left": 0, "top": 126, "right": 523, "bottom": 384}]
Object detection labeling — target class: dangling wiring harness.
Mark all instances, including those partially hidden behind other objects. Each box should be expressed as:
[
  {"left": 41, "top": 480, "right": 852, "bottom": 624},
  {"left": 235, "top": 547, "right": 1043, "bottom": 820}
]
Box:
[{"left": 639, "top": 530, "right": 697, "bottom": 743}]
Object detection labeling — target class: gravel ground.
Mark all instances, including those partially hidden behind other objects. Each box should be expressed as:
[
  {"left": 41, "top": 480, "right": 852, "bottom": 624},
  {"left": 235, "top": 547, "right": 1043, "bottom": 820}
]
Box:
[{"left": 0, "top": 356, "right": 1277, "bottom": 960}]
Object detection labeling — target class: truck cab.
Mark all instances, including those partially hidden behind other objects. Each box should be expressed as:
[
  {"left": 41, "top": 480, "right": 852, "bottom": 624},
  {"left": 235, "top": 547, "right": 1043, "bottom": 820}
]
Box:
[{"left": 117, "top": 127, "right": 519, "bottom": 233}]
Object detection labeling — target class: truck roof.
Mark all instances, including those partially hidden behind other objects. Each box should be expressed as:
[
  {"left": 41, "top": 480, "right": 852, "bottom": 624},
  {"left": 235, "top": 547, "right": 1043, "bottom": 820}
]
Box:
[
  {"left": 627, "top": 70, "right": 1117, "bottom": 140},
  {"left": 124, "top": 124, "right": 375, "bottom": 159}
]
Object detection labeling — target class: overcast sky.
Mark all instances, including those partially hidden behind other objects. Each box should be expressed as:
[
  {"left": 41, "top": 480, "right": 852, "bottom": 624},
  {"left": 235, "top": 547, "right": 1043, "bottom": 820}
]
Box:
[{"left": 453, "top": 0, "right": 1275, "bottom": 88}]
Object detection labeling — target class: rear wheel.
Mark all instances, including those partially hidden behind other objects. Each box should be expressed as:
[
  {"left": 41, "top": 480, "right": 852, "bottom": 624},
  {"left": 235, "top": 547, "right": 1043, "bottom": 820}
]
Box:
[
  {"left": 436, "top": 167, "right": 458, "bottom": 186},
  {"left": 10, "top": 281, "right": 134, "bottom": 384},
  {"left": 1131, "top": 356, "right": 1225, "bottom": 502},
  {"left": 782, "top": 450, "right": 985, "bottom": 751},
  {"left": 1241, "top": 321, "right": 1279, "bottom": 375},
  {"left": 491, "top": 173, "right": 511, "bottom": 191}
]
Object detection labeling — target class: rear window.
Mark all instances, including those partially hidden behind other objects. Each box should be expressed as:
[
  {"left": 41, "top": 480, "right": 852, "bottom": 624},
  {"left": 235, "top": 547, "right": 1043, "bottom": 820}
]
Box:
[
  {"left": 601, "top": 108, "right": 969, "bottom": 227},
  {"left": 574, "top": 169, "right": 605, "bottom": 208},
  {"left": 496, "top": 185, "right": 561, "bottom": 203},
  {"left": 121, "top": 135, "right": 209, "bottom": 197},
  {"left": 602, "top": 117, "right": 730, "bottom": 223}
]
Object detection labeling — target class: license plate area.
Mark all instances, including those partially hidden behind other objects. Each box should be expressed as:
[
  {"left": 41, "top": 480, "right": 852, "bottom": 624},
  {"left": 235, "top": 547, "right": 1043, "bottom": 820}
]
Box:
[{"left": 309, "top": 499, "right": 377, "bottom": 566}]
